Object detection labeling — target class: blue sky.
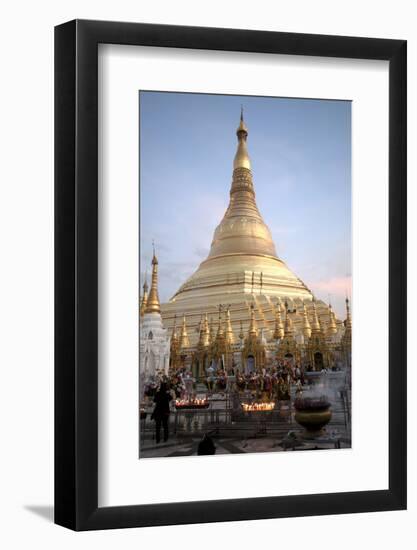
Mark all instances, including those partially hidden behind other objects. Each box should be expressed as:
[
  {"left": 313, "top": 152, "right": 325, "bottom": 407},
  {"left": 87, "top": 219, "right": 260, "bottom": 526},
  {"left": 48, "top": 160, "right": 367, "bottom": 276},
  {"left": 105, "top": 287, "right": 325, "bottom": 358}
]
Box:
[{"left": 140, "top": 91, "right": 351, "bottom": 318}]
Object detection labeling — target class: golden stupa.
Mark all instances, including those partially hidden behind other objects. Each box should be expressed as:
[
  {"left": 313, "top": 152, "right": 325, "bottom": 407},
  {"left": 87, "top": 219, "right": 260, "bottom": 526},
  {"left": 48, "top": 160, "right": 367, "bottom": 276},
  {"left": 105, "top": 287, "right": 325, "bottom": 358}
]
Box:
[{"left": 160, "top": 111, "right": 340, "bottom": 347}]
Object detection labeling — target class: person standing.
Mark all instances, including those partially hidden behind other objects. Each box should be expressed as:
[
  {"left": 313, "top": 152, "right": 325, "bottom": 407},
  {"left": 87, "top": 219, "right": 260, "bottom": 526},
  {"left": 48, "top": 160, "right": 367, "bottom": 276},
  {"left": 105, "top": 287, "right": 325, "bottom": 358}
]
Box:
[
  {"left": 152, "top": 382, "right": 172, "bottom": 444},
  {"left": 206, "top": 363, "right": 215, "bottom": 392},
  {"left": 184, "top": 370, "right": 194, "bottom": 398}
]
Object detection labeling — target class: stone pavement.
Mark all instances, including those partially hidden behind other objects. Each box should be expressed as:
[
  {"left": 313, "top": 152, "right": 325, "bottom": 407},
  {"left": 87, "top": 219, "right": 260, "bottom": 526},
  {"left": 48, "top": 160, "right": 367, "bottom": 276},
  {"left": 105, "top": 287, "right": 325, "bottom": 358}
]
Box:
[
  {"left": 140, "top": 379, "right": 351, "bottom": 459},
  {"left": 140, "top": 402, "right": 350, "bottom": 458},
  {"left": 140, "top": 431, "right": 350, "bottom": 459}
]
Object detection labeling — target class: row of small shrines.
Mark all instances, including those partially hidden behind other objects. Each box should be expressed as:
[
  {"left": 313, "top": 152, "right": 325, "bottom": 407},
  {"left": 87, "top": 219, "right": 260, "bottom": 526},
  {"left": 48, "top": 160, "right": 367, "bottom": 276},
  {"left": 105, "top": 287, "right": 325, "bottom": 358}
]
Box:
[
  {"left": 167, "top": 301, "right": 352, "bottom": 377},
  {"left": 139, "top": 251, "right": 352, "bottom": 378}
]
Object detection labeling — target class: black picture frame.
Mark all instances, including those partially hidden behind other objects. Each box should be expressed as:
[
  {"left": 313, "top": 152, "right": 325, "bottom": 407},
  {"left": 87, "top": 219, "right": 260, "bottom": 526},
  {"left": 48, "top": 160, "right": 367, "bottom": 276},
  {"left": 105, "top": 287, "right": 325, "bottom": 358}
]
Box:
[{"left": 55, "top": 19, "right": 407, "bottom": 531}]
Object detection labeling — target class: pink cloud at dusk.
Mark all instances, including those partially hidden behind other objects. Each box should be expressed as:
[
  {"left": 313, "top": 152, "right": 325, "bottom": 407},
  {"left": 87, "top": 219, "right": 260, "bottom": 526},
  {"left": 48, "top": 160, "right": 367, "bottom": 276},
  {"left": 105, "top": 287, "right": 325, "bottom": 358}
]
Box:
[{"left": 309, "top": 276, "right": 352, "bottom": 319}]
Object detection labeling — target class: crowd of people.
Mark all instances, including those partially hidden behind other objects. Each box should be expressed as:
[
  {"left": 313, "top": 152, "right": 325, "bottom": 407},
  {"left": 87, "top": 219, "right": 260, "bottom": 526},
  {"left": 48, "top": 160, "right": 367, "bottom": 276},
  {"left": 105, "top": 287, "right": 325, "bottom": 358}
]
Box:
[
  {"left": 144, "top": 360, "right": 311, "bottom": 403},
  {"left": 236, "top": 363, "right": 304, "bottom": 395},
  {"left": 144, "top": 360, "right": 338, "bottom": 445},
  {"left": 144, "top": 368, "right": 195, "bottom": 401}
]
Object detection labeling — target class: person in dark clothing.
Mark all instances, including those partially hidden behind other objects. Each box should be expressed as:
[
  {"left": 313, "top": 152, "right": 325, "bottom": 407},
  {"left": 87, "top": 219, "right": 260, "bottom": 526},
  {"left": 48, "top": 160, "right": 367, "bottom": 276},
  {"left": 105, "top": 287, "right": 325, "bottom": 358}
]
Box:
[
  {"left": 151, "top": 382, "right": 172, "bottom": 444},
  {"left": 197, "top": 434, "right": 216, "bottom": 455}
]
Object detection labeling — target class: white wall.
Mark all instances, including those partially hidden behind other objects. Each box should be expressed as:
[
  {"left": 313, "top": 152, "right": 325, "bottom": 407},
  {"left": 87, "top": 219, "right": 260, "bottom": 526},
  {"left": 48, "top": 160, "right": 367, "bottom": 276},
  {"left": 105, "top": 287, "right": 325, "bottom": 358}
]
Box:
[{"left": 0, "top": 1, "right": 415, "bottom": 548}]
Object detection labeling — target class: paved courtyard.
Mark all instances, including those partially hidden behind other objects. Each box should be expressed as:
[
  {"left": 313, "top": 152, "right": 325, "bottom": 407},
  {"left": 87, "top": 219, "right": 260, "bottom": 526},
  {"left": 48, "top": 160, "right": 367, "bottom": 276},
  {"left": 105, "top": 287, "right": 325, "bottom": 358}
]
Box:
[{"left": 139, "top": 375, "right": 351, "bottom": 459}]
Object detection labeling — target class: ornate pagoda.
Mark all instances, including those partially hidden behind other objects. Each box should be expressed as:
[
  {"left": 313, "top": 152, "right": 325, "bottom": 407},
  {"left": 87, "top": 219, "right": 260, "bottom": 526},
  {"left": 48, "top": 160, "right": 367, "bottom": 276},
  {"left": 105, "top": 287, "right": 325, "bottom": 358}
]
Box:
[{"left": 140, "top": 112, "right": 351, "bottom": 376}]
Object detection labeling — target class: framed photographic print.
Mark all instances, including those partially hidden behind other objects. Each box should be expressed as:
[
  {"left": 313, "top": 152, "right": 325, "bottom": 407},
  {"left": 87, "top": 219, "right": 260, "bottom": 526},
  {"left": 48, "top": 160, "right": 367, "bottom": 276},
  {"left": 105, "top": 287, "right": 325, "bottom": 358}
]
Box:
[{"left": 55, "top": 20, "right": 407, "bottom": 530}]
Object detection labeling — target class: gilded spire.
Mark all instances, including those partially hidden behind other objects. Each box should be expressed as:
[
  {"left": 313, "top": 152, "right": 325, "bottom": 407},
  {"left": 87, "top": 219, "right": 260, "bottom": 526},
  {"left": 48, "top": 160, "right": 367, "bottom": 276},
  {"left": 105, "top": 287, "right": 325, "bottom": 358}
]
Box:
[
  {"left": 284, "top": 300, "right": 294, "bottom": 337},
  {"left": 144, "top": 247, "right": 161, "bottom": 314},
  {"left": 199, "top": 313, "right": 210, "bottom": 347},
  {"left": 204, "top": 111, "right": 277, "bottom": 261},
  {"left": 234, "top": 107, "right": 250, "bottom": 170},
  {"left": 208, "top": 316, "right": 215, "bottom": 345},
  {"left": 170, "top": 315, "right": 179, "bottom": 349},
  {"left": 142, "top": 272, "right": 148, "bottom": 294},
  {"left": 179, "top": 314, "right": 190, "bottom": 349},
  {"left": 196, "top": 314, "right": 203, "bottom": 334},
  {"left": 343, "top": 298, "right": 352, "bottom": 347},
  {"left": 273, "top": 300, "right": 284, "bottom": 340},
  {"left": 326, "top": 303, "right": 338, "bottom": 337},
  {"left": 225, "top": 305, "right": 235, "bottom": 345},
  {"left": 310, "top": 298, "right": 321, "bottom": 335},
  {"left": 248, "top": 303, "right": 258, "bottom": 337},
  {"left": 301, "top": 301, "right": 312, "bottom": 339},
  {"left": 216, "top": 305, "right": 225, "bottom": 340},
  {"left": 239, "top": 319, "right": 244, "bottom": 341},
  {"left": 345, "top": 297, "right": 352, "bottom": 329},
  {"left": 197, "top": 319, "right": 205, "bottom": 348},
  {"left": 140, "top": 273, "right": 149, "bottom": 317},
  {"left": 169, "top": 314, "right": 180, "bottom": 371}
]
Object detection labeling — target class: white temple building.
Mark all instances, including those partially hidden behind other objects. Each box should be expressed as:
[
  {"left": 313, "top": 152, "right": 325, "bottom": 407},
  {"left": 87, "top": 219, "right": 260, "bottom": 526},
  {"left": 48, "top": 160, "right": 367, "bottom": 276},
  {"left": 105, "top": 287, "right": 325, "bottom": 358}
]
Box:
[{"left": 139, "top": 251, "right": 170, "bottom": 383}]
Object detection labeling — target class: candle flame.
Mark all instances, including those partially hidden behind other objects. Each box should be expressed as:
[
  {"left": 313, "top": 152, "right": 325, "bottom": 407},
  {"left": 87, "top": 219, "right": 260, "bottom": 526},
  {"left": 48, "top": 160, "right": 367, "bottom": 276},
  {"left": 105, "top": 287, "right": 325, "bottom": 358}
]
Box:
[
  {"left": 242, "top": 402, "right": 275, "bottom": 412},
  {"left": 175, "top": 397, "right": 209, "bottom": 408}
]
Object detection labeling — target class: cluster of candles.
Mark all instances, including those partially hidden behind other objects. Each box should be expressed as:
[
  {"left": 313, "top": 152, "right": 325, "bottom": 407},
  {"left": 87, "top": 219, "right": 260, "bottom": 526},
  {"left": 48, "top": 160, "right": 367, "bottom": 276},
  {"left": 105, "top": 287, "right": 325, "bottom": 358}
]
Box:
[
  {"left": 242, "top": 402, "right": 275, "bottom": 412},
  {"left": 175, "top": 397, "right": 209, "bottom": 409}
]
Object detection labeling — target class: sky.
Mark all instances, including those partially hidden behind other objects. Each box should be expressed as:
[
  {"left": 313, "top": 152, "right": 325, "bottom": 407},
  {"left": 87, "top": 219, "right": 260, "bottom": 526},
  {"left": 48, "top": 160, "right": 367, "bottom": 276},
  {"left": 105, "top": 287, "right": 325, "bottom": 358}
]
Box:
[{"left": 140, "top": 91, "right": 351, "bottom": 319}]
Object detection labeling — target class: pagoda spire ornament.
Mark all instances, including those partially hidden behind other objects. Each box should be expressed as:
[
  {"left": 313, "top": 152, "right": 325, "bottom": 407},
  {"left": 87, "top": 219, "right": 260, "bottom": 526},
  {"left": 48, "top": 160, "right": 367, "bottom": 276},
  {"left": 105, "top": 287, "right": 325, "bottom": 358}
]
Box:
[
  {"left": 273, "top": 300, "right": 284, "bottom": 340},
  {"left": 343, "top": 297, "right": 352, "bottom": 347},
  {"left": 310, "top": 298, "right": 322, "bottom": 335},
  {"left": 197, "top": 320, "right": 205, "bottom": 348},
  {"left": 345, "top": 297, "right": 352, "bottom": 328},
  {"left": 199, "top": 313, "right": 210, "bottom": 348},
  {"left": 140, "top": 273, "right": 149, "bottom": 317},
  {"left": 248, "top": 303, "right": 258, "bottom": 337},
  {"left": 171, "top": 314, "right": 179, "bottom": 346},
  {"left": 216, "top": 305, "right": 225, "bottom": 341},
  {"left": 225, "top": 305, "right": 235, "bottom": 345},
  {"left": 283, "top": 300, "right": 295, "bottom": 338},
  {"left": 169, "top": 314, "right": 180, "bottom": 370},
  {"left": 326, "top": 303, "right": 338, "bottom": 337},
  {"left": 145, "top": 244, "right": 161, "bottom": 314},
  {"left": 234, "top": 107, "right": 251, "bottom": 170},
  {"left": 179, "top": 314, "right": 190, "bottom": 349},
  {"left": 208, "top": 316, "right": 215, "bottom": 346},
  {"left": 239, "top": 319, "right": 244, "bottom": 341},
  {"left": 301, "top": 301, "right": 312, "bottom": 339}
]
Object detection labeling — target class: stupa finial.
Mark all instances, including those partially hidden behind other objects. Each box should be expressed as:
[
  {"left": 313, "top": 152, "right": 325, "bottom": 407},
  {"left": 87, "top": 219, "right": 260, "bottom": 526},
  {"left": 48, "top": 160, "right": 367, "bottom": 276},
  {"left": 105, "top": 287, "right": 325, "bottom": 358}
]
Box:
[{"left": 234, "top": 108, "right": 250, "bottom": 169}]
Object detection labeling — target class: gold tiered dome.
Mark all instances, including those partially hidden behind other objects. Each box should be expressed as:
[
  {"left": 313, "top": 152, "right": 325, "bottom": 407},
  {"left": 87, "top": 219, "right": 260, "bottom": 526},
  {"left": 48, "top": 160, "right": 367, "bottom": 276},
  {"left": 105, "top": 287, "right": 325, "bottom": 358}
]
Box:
[
  {"left": 207, "top": 109, "right": 277, "bottom": 260},
  {"left": 167, "top": 112, "right": 312, "bottom": 309}
]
